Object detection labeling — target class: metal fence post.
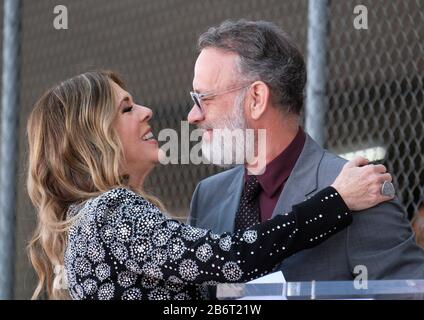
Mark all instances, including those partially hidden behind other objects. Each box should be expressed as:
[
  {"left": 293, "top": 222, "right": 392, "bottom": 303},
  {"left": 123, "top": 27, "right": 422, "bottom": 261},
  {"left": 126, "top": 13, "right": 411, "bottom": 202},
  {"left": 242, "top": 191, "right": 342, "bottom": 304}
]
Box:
[
  {"left": 0, "top": 0, "right": 22, "bottom": 300},
  {"left": 305, "top": 0, "right": 329, "bottom": 147}
]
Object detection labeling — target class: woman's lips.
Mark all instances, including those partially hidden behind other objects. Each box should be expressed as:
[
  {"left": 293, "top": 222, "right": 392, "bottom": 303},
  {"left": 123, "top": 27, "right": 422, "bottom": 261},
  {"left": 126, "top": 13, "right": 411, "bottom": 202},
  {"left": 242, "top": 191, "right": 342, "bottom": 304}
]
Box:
[{"left": 143, "top": 138, "right": 158, "bottom": 145}]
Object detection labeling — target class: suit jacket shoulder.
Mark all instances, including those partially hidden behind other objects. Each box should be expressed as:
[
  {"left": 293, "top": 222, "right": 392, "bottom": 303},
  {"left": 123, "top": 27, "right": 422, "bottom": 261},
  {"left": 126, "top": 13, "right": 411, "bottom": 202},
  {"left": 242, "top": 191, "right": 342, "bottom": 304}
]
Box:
[
  {"left": 189, "top": 134, "right": 424, "bottom": 280},
  {"left": 280, "top": 137, "right": 424, "bottom": 280}
]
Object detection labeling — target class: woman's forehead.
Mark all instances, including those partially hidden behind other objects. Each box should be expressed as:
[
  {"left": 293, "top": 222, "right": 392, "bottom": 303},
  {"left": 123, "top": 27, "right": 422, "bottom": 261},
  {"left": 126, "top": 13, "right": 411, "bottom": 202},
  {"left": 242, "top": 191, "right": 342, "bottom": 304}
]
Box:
[{"left": 111, "top": 81, "right": 132, "bottom": 104}]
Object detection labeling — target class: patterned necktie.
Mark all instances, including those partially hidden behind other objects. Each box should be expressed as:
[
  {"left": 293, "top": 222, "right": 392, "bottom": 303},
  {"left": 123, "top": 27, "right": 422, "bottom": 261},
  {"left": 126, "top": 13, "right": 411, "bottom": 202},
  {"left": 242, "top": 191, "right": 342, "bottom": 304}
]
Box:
[{"left": 234, "top": 175, "right": 261, "bottom": 231}]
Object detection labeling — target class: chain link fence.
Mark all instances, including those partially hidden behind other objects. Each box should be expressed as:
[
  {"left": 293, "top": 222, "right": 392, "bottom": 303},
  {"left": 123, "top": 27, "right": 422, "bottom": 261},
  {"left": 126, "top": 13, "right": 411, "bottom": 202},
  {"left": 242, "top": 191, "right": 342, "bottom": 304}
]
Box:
[
  {"left": 0, "top": 0, "right": 420, "bottom": 298},
  {"left": 327, "top": 0, "right": 424, "bottom": 219},
  {"left": 18, "top": 0, "right": 308, "bottom": 218}
]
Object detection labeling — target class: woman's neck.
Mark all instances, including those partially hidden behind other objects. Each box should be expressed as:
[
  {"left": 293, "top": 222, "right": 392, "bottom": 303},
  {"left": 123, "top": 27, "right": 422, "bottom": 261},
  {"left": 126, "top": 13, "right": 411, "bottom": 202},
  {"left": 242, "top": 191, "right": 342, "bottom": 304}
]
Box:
[{"left": 127, "top": 166, "right": 154, "bottom": 189}]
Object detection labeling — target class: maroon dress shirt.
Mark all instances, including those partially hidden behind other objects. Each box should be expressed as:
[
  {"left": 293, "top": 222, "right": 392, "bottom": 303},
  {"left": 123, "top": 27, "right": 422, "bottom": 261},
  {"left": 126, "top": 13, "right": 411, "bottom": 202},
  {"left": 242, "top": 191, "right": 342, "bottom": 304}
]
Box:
[{"left": 244, "top": 127, "right": 306, "bottom": 222}]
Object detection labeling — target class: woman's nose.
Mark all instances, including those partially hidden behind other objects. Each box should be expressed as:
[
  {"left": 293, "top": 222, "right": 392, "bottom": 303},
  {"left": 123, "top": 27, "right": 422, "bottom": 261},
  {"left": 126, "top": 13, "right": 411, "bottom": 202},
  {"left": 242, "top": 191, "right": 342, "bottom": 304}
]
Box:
[{"left": 138, "top": 105, "right": 153, "bottom": 122}]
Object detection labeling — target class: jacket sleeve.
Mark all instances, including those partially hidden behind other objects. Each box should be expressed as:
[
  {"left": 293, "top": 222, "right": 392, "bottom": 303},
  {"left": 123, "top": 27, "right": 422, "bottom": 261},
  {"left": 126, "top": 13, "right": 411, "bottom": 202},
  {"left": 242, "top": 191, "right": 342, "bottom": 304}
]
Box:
[
  {"left": 347, "top": 199, "right": 424, "bottom": 279},
  {"left": 96, "top": 187, "right": 352, "bottom": 284}
]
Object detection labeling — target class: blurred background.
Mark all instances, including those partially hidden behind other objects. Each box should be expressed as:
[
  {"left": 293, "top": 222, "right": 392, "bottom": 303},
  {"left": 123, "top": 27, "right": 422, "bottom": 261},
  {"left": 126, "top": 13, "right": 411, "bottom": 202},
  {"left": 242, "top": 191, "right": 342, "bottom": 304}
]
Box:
[{"left": 0, "top": 0, "right": 422, "bottom": 299}]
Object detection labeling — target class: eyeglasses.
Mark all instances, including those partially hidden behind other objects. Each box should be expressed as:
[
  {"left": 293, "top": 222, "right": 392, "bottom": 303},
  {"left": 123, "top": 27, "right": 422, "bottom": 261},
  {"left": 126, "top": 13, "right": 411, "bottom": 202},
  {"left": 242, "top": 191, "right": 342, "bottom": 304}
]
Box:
[{"left": 190, "top": 84, "right": 251, "bottom": 114}]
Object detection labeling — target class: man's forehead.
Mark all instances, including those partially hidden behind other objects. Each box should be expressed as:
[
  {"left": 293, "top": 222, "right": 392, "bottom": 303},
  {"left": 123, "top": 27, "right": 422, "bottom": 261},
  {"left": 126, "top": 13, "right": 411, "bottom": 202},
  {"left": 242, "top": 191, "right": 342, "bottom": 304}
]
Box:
[{"left": 193, "top": 48, "right": 239, "bottom": 90}]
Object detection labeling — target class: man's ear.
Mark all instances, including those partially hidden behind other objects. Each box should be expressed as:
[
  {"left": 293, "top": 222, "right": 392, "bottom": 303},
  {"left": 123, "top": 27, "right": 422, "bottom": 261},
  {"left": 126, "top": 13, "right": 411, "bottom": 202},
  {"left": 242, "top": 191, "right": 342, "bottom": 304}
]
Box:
[{"left": 246, "top": 81, "right": 270, "bottom": 120}]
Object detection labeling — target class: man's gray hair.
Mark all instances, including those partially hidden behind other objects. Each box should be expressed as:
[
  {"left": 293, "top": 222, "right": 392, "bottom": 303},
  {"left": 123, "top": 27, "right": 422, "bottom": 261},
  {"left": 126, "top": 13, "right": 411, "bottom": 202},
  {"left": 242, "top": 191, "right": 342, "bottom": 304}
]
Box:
[{"left": 198, "top": 19, "right": 306, "bottom": 115}]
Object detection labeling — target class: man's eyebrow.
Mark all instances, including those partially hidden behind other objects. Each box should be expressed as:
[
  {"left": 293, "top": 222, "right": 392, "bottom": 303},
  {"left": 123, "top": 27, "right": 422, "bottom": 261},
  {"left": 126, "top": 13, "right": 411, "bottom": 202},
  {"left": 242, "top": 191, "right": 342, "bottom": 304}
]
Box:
[
  {"left": 192, "top": 81, "right": 206, "bottom": 93},
  {"left": 192, "top": 87, "right": 209, "bottom": 94}
]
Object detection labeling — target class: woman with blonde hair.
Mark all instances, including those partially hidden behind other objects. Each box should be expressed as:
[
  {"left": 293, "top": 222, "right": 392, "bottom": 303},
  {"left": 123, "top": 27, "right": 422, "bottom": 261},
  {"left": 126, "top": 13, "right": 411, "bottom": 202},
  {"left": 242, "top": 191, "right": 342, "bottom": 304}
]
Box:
[{"left": 27, "top": 70, "right": 393, "bottom": 300}]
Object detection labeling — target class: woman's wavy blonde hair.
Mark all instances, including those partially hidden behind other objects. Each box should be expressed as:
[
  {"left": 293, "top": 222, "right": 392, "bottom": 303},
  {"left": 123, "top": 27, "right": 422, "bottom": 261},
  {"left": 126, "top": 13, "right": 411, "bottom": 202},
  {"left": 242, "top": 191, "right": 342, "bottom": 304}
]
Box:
[{"left": 27, "top": 70, "right": 164, "bottom": 299}]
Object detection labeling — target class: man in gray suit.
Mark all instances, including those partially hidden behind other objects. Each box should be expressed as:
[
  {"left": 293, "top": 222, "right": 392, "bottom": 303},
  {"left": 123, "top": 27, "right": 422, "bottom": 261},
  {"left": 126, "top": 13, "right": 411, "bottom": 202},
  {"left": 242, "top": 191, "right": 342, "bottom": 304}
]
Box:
[{"left": 187, "top": 19, "right": 424, "bottom": 281}]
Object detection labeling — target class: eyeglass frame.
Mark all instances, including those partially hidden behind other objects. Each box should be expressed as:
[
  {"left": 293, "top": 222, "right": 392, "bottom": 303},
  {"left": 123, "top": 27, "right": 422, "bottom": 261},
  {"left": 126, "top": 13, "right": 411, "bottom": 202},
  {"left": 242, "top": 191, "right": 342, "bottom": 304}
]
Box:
[{"left": 190, "top": 83, "right": 252, "bottom": 114}]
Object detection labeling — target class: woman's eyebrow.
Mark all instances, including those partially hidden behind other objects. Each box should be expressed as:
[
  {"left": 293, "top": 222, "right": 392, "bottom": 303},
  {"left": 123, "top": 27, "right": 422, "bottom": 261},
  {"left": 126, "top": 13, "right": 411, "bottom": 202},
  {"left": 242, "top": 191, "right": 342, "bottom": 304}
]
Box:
[{"left": 119, "top": 96, "right": 132, "bottom": 105}]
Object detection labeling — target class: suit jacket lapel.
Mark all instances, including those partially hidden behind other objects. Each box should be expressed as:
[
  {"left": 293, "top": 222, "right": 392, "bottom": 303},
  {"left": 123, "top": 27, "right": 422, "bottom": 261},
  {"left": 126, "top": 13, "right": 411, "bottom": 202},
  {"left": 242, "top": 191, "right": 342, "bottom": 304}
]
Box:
[
  {"left": 271, "top": 135, "right": 325, "bottom": 217},
  {"left": 218, "top": 166, "right": 245, "bottom": 232},
  {"left": 217, "top": 135, "right": 325, "bottom": 228}
]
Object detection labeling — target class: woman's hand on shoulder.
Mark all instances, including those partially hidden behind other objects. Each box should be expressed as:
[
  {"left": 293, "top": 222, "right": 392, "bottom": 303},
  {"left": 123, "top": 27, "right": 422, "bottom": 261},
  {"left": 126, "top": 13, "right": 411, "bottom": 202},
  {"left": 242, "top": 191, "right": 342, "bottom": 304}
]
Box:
[{"left": 331, "top": 156, "right": 394, "bottom": 211}]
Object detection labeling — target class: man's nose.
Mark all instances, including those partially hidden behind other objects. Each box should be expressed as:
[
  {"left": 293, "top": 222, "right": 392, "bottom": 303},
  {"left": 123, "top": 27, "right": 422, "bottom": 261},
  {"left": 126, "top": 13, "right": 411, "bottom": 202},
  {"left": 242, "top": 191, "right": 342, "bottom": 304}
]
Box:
[{"left": 187, "top": 104, "right": 204, "bottom": 125}]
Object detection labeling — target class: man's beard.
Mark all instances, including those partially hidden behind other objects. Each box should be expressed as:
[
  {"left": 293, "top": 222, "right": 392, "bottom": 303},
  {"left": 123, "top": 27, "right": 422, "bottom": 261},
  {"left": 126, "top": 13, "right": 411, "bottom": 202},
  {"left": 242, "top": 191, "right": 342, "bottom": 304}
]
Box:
[{"left": 200, "top": 91, "right": 255, "bottom": 167}]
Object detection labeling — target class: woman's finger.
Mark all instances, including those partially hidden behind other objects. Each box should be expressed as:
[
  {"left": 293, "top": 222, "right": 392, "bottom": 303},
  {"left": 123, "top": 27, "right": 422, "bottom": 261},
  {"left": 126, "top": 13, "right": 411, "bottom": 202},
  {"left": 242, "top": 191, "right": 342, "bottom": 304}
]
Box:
[
  {"left": 345, "top": 156, "right": 369, "bottom": 169},
  {"left": 373, "top": 164, "right": 387, "bottom": 174},
  {"left": 377, "top": 173, "right": 392, "bottom": 183}
]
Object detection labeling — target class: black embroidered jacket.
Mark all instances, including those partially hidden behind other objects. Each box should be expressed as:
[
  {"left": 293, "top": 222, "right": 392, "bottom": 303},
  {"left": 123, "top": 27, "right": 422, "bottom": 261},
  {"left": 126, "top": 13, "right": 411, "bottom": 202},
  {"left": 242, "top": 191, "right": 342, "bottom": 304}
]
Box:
[{"left": 64, "top": 186, "right": 351, "bottom": 300}]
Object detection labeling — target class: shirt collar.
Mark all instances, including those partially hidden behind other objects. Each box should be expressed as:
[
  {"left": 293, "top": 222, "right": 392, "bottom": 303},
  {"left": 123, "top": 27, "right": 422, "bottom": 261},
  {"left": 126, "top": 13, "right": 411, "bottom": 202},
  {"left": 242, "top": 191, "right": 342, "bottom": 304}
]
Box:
[{"left": 253, "top": 127, "right": 306, "bottom": 197}]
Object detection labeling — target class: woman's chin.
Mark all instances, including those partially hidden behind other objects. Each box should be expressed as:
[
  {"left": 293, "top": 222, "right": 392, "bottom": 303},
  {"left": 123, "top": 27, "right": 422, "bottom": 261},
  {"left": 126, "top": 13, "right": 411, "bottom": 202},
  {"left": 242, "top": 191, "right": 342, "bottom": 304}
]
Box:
[{"left": 157, "top": 148, "right": 166, "bottom": 164}]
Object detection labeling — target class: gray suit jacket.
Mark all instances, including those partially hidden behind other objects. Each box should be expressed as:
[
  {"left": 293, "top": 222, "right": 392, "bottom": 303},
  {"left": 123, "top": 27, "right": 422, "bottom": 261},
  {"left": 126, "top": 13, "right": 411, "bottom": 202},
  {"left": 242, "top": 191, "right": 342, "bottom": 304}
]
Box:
[{"left": 188, "top": 134, "right": 424, "bottom": 280}]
